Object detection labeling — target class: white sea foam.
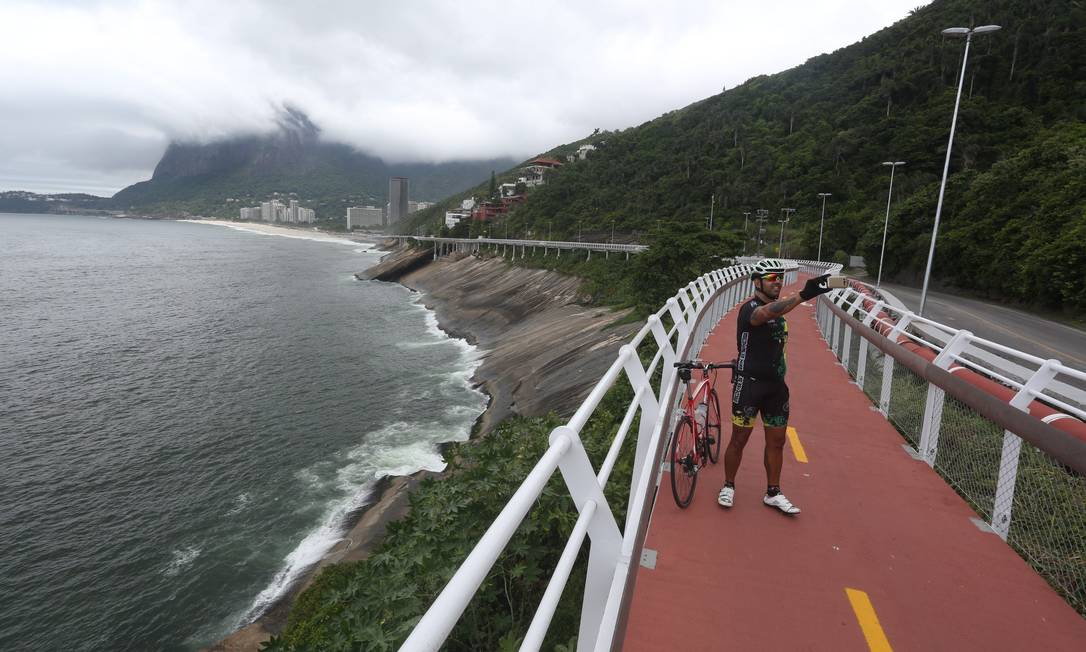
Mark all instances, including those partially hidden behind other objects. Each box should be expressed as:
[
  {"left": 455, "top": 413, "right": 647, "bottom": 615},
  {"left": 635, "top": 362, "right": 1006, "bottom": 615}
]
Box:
[
  {"left": 239, "top": 484, "right": 376, "bottom": 624},
  {"left": 164, "top": 546, "right": 201, "bottom": 577},
  {"left": 226, "top": 492, "right": 253, "bottom": 516},
  {"left": 239, "top": 418, "right": 480, "bottom": 625},
  {"left": 239, "top": 292, "right": 488, "bottom": 626}
]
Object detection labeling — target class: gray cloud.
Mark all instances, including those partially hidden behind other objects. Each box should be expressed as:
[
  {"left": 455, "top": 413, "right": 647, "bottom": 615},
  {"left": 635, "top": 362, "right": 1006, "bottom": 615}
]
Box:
[{"left": 0, "top": 0, "right": 930, "bottom": 195}]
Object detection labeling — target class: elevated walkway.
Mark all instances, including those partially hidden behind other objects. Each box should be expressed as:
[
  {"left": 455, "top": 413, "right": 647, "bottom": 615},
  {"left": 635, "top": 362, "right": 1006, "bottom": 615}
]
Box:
[{"left": 622, "top": 279, "right": 1086, "bottom": 650}]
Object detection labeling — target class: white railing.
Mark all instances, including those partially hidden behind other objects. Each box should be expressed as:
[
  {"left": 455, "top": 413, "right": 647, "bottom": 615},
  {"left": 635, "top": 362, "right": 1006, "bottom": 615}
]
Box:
[
  {"left": 400, "top": 259, "right": 814, "bottom": 652},
  {"left": 814, "top": 281, "right": 1086, "bottom": 612}
]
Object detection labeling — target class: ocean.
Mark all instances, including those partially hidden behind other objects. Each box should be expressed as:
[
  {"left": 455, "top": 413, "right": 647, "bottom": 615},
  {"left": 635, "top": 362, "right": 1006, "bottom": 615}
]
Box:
[{"left": 0, "top": 213, "right": 487, "bottom": 650}]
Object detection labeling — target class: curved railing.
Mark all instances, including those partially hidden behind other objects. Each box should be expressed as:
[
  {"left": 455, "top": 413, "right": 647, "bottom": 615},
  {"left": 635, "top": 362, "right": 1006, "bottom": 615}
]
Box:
[
  {"left": 399, "top": 259, "right": 813, "bottom": 651},
  {"left": 399, "top": 260, "right": 1086, "bottom": 651}
]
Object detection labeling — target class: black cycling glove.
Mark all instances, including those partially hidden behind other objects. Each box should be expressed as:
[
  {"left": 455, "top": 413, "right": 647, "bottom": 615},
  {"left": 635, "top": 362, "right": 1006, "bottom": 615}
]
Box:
[{"left": 799, "top": 274, "right": 832, "bottom": 301}]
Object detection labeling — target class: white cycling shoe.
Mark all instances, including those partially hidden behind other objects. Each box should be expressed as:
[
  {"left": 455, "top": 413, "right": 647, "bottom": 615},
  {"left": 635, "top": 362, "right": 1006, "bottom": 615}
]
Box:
[
  {"left": 718, "top": 485, "right": 735, "bottom": 508},
  {"left": 763, "top": 492, "right": 801, "bottom": 514}
]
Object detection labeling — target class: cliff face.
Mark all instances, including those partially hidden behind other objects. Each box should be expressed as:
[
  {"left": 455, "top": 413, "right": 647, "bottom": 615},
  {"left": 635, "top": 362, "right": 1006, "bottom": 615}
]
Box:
[{"left": 373, "top": 248, "right": 640, "bottom": 432}]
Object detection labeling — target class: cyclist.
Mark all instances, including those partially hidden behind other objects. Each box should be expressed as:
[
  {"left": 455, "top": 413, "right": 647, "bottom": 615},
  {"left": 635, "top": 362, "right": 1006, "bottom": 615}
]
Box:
[{"left": 718, "top": 259, "right": 830, "bottom": 514}]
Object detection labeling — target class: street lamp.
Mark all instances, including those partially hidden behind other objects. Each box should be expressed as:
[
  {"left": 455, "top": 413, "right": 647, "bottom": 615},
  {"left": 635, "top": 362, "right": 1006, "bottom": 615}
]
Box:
[
  {"left": 919, "top": 23, "right": 1002, "bottom": 316},
  {"left": 877, "top": 162, "right": 906, "bottom": 287},
  {"left": 816, "top": 193, "right": 832, "bottom": 262},
  {"left": 742, "top": 211, "right": 751, "bottom": 254}
]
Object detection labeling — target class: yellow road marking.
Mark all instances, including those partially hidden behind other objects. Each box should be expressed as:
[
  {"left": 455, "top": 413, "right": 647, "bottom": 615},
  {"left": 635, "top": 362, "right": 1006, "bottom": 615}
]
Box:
[
  {"left": 845, "top": 588, "right": 893, "bottom": 652},
  {"left": 786, "top": 426, "right": 808, "bottom": 463}
]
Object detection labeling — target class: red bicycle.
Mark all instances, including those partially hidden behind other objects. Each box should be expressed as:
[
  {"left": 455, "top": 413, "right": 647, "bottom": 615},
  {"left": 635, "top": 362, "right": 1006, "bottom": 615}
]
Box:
[{"left": 669, "top": 360, "right": 733, "bottom": 508}]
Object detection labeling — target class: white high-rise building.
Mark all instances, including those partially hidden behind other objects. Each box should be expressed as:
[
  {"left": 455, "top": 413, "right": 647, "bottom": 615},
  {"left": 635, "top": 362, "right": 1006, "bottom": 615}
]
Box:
[{"left": 347, "top": 206, "right": 384, "bottom": 228}]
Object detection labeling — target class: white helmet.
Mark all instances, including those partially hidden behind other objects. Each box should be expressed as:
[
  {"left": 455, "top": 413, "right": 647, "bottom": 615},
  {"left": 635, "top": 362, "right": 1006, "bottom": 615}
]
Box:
[{"left": 750, "top": 258, "right": 787, "bottom": 279}]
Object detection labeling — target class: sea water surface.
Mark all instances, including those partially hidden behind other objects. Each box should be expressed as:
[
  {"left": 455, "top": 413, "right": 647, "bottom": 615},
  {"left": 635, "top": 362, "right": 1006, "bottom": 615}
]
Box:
[{"left": 0, "top": 213, "right": 487, "bottom": 650}]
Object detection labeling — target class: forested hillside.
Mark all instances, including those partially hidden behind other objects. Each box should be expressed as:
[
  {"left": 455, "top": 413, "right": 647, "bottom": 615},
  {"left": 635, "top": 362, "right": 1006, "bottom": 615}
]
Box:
[{"left": 405, "top": 0, "right": 1086, "bottom": 316}]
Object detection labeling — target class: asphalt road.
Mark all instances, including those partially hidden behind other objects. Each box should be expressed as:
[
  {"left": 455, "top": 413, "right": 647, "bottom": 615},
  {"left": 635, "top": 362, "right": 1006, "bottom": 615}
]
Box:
[{"left": 878, "top": 282, "right": 1086, "bottom": 369}]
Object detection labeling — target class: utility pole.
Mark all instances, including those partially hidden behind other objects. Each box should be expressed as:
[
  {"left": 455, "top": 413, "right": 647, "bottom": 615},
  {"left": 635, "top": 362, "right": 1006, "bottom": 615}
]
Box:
[
  {"left": 755, "top": 210, "right": 769, "bottom": 256},
  {"left": 778, "top": 208, "right": 795, "bottom": 257},
  {"left": 708, "top": 194, "right": 715, "bottom": 230}
]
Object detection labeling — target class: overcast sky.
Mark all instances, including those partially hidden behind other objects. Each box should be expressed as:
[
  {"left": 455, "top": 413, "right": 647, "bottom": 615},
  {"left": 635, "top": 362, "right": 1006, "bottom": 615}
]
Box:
[{"left": 1, "top": 0, "right": 931, "bottom": 196}]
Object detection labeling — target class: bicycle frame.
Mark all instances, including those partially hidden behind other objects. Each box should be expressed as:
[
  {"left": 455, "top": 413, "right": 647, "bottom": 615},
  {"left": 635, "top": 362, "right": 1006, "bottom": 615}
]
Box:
[{"left": 669, "top": 362, "right": 727, "bottom": 507}]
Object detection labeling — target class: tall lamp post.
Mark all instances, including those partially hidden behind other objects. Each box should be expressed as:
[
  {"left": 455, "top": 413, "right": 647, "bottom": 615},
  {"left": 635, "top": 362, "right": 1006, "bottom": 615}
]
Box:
[
  {"left": 919, "top": 24, "right": 1001, "bottom": 316},
  {"left": 877, "top": 161, "right": 906, "bottom": 287},
  {"left": 742, "top": 211, "right": 751, "bottom": 254},
  {"left": 816, "top": 193, "right": 831, "bottom": 262}
]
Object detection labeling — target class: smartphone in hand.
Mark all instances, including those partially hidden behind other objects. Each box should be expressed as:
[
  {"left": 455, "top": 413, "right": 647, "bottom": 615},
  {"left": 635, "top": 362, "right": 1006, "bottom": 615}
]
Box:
[{"left": 827, "top": 276, "right": 848, "bottom": 289}]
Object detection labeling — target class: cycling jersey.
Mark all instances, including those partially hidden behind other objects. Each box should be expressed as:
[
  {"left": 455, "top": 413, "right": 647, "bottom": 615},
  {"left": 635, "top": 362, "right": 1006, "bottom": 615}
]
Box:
[{"left": 735, "top": 296, "right": 788, "bottom": 382}]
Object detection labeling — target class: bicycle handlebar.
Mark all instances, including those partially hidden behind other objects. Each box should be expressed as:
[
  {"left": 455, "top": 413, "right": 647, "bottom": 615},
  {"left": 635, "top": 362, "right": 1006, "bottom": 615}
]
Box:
[{"left": 673, "top": 360, "right": 736, "bottom": 371}]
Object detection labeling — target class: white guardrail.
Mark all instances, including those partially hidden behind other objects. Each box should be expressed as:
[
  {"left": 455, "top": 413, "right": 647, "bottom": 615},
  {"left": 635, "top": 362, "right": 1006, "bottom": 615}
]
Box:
[
  {"left": 400, "top": 260, "right": 1086, "bottom": 651},
  {"left": 400, "top": 258, "right": 831, "bottom": 652}
]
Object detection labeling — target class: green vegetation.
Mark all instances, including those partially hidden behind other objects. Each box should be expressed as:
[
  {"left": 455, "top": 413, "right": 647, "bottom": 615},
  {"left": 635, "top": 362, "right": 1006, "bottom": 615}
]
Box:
[
  {"left": 402, "top": 0, "right": 1086, "bottom": 318},
  {"left": 264, "top": 381, "right": 638, "bottom": 651}
]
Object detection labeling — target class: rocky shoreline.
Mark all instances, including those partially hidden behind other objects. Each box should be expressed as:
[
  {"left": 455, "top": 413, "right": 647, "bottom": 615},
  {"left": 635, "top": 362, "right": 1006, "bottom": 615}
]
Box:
[{"left": 207, "top": 243, "right": 639, "bottom": 650}]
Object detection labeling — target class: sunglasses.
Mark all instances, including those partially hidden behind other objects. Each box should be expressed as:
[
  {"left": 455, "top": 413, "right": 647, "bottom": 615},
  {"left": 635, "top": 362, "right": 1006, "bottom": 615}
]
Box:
[{"left": 759, "top": 273, "right": 783, "bottom": 283}]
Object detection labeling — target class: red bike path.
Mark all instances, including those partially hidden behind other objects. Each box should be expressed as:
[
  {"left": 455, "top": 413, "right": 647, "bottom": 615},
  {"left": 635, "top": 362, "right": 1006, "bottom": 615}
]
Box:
[{"left": 621, "top": 282, "right": 1086, "bottom": 651}]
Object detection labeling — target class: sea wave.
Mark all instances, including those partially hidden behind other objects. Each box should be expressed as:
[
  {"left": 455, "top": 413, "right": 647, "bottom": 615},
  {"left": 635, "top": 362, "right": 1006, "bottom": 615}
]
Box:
[
  {"left": 236, "top": 418, "right": 474, "bottom": 625},
  {"left": 239, "top": 301, "right": 487, "bottom": 626},
  {"left": 164, "top": 546, "right": 202, "bottom": 577}
]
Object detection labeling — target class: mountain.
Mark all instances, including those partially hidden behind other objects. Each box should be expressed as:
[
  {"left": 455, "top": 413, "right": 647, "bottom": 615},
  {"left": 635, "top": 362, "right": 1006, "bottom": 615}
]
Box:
[
  {"left": 406, "top": 0, "right": 1086, "bottom": 316},
  {"left": 0, "top": 191, "right": 113, "bottom": 214},
  {"left": 112, "top": 107, "right": 516, "bottom": 221}
]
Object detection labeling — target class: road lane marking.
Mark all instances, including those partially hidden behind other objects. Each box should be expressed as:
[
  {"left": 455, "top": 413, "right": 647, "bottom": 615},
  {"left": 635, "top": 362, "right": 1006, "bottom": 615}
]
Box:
[
  {"left": 786, "top": 426, "right": 808, "bottom": 463},
  {"left": 845, "top": 588, "right": 893, "bottom": 652}
]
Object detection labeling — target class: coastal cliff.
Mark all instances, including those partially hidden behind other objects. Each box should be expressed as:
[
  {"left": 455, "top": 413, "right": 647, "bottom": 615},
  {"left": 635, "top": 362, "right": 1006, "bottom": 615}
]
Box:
[
  {"left": 208, "top": 244, "right": 639, "bottom": 650},
  {"left": 372, "top": 245, "right": 638, "bottom": 433}
]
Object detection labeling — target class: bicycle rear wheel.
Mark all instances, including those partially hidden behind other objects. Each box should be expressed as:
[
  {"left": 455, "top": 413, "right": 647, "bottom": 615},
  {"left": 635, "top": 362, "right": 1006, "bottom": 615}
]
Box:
[
  {"left": 705, "top": 389, "right": 723, "bottom": 464},
  {"left": 670, "top": 416, "right": 698, "bottom": 508}
]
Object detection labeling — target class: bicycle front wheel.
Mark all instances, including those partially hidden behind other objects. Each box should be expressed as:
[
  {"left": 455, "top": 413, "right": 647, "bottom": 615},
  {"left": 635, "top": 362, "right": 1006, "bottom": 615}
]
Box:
[
  {"left": 706, "top": 389, "right": 723, "bottom": 464},
  {"left": 670, "top": 416, "right": 698, "bottom": 508}
]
